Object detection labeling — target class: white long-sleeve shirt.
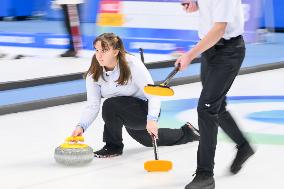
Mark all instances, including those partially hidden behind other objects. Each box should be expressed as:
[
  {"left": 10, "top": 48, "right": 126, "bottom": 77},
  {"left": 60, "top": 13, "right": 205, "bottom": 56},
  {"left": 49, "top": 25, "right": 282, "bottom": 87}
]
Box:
[{"left": 78, "top": 54, "right": 161, "bottom": 131}]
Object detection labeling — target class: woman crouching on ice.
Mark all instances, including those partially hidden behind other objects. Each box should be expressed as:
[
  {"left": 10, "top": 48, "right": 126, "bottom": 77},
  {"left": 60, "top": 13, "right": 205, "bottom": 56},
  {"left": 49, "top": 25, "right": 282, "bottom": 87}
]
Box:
[{"left": 71, "top": 33, "right": 199, "bottom": 158}]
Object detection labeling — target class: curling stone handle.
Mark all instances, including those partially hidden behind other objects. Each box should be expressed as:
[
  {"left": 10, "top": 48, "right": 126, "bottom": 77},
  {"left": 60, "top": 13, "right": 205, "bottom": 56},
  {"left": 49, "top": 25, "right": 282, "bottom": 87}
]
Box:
[
  {"left": 162, "top": 64, "right": 180, "bottom": 86},
  {"left": 151, "top": 135, "right": 159, "bottom": 160},
  {"left": 65, "top": 136, "right": 84, "bottom": 143}
]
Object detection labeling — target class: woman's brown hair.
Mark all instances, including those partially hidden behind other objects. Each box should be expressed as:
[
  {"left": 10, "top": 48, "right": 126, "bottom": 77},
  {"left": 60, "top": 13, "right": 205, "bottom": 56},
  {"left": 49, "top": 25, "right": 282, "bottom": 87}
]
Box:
[{"left": 85, "top": 33, "right": 131, "bottom": 85}]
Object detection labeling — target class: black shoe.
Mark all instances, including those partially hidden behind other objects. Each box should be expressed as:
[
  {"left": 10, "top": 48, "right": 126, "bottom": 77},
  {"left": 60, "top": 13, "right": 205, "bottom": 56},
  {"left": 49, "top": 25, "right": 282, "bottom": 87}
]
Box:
[
  {"left": 185, "top": 171, "right": 215, "bottom": 189},
  {"left": 181, "top": 122, "right": 200, "bottom": 142},
  {"left": 0, "top": 53, "right": 7, "bottom": 59},
  {"left": 230, "top": 142, "right": 255, "bottom": 174},
  {"left": 60, "top": 49, "right": 77, "bottom": 57},
  {"left": 94, "top": 145, "right": 123, "bottom": 158}
]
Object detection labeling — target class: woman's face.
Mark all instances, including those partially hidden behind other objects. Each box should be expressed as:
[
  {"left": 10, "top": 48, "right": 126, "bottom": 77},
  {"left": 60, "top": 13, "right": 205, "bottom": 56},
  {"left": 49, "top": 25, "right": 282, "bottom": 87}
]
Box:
[{"left": 94, "top": 41, "right": 119, "bottom": 68}]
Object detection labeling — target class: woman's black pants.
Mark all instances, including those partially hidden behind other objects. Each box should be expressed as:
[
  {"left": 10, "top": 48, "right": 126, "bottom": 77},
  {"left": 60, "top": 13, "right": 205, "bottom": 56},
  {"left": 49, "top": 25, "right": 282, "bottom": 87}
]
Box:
[{"left": 102, "top": 96, "right": 193, "bottom": 149}]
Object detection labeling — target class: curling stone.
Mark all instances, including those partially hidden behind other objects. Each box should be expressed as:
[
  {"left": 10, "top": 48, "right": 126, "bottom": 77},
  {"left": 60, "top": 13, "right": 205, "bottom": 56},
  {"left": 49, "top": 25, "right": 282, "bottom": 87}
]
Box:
[{"left": 54, "top": 136, "right": 94, "bottom": 166}]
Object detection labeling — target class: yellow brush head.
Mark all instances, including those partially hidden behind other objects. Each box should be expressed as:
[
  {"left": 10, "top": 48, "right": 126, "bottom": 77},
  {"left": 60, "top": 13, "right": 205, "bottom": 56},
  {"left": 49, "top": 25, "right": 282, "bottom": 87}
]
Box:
[
  {"left": 144, "top": 160, "right": 173, "bottom": 172},
  {"left": 144, "top": 84, "right": 174, "bottom": 96}
]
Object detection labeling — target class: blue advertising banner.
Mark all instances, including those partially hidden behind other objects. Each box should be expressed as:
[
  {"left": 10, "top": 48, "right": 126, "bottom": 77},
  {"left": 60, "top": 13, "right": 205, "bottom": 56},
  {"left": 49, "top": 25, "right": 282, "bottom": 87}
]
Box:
[{"left": 0, "top": 0, "right": 266, "bottom": 53}]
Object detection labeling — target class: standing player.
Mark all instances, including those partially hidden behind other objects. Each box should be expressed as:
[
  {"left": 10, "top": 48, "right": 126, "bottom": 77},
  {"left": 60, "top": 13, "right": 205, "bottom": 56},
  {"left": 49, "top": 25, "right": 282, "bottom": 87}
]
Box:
[
  {"left": 175, "top": 1, "right": 255, "bottom": 188},
  {"left": 54, "top": 0, "right": 84, "bottom": 57}
]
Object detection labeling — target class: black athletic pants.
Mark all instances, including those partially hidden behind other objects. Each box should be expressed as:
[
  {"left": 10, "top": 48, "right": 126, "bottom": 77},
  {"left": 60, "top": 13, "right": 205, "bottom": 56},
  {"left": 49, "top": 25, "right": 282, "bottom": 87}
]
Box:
[
  {"left": 197, "top": 35, "right": 249, "bottom": 174},
  {"left": 102, "top": 96, "right": 193, "bottom": 149}
]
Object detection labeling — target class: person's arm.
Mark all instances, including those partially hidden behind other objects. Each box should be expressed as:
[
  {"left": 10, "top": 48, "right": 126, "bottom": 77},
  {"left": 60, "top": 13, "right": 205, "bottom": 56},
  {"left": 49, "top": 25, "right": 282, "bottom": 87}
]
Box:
[
  {"left": 175, "top": 22, "right": 227, "bottom": 70},
  {"left": 72, "top": 75, "right": 102, "bottom": 136},
  {"left": 129, "top": 55, "right": 161, "bottom": 138},
  {"left": 176, "top": 0, "right": 238, "bottom": 70}
]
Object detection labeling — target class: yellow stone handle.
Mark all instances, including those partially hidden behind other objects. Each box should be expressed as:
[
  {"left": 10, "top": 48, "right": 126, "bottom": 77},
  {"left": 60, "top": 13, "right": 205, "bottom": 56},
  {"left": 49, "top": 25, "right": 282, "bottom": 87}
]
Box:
[
  {"left": 65, "top": 136, "right": 84, "bottom": 143},
  {"left": 59, "top": 136, "right": 88, "bottom": 149}
]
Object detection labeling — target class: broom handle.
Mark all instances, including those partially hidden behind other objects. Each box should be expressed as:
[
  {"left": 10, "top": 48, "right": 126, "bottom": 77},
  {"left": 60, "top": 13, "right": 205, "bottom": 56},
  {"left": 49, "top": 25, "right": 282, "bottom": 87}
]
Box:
[
  {"left": 139, "top": 48, "right": 145, "bottom": 64},
  {"left": 152, "top": 135, "right": 159, "bottom": 160},
  {"left": 161, "top": 64, "right": 180, "bottom": 86}
]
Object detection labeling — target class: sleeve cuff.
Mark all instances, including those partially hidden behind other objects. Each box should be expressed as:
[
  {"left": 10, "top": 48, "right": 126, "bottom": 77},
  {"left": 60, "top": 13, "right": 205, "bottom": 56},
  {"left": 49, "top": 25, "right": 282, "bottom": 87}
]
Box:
[
  {"left": 76, "top": 124, "right": 86, "bottom": 132},
  {"left": 147, "top": 115, "right": 159, "bottom": 122}
]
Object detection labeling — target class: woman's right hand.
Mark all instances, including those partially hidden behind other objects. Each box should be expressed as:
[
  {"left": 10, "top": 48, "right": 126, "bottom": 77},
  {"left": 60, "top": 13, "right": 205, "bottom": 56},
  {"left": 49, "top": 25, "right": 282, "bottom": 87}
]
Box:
[
  {"left": 146, "top": 120, "right": 159, "bottom": 139},
  {"left": 71, "top": 126, "right": 84, "bottom": 137}
]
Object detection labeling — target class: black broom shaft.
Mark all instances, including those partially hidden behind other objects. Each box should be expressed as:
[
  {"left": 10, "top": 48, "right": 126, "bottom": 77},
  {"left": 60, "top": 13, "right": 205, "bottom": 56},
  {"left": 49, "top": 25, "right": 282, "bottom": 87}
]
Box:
[
  {"left": 152, "top": 135, "right": 159, "bottom": 160},
  {"left": 162, "top": 64, "right": 180, "bottom": 86},
  {"left": 139, "top": 48, "right": 145, "bottom": 64}
]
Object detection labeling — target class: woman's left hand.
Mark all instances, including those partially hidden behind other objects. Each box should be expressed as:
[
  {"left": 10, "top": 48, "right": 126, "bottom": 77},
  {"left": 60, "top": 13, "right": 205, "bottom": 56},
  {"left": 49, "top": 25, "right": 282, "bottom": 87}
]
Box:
[{"left": 146, "top": 120, "right": 159, "bottom": 139}]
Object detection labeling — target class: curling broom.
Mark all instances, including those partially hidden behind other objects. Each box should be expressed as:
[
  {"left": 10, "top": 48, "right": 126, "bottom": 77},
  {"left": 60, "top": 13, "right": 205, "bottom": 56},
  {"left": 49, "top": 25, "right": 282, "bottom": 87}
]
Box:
[{"left": 144, "top": 135, "right": 172, "bottom": 172}]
